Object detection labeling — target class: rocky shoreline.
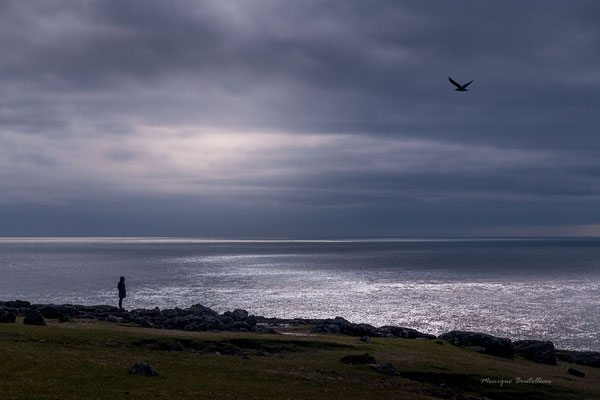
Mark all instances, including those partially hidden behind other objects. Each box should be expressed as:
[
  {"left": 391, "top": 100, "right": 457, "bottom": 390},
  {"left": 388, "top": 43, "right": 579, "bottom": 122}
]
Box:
[{"left": 1, "top": 299, "right": 598, "bottom": 369}]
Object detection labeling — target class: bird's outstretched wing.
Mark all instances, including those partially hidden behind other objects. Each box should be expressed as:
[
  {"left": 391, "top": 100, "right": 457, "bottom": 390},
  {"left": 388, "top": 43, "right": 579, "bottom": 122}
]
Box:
[
  {"left": 462, "top": 80, "right": 473, "bottom": 89},
  {"left": 448, "top": 76, "right": 462, "bottom": 89}
]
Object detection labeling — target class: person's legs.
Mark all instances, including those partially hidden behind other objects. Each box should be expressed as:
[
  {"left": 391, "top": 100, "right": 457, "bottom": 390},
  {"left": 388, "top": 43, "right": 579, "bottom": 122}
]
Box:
[{"left": 119, "top": 297, "right": 123, "bottom": 310}]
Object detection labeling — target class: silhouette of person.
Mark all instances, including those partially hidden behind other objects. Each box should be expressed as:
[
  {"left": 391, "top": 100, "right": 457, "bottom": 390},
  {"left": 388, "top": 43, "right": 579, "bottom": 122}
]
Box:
[{"left": 118, "top": 276, "right": 126, "bottom": 310}]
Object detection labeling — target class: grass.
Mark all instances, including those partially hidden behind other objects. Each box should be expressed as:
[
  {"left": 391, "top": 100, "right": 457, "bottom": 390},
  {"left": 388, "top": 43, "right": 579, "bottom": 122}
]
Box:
[{"left": 0, "top": 317, "right": 598, "bottom": 399}]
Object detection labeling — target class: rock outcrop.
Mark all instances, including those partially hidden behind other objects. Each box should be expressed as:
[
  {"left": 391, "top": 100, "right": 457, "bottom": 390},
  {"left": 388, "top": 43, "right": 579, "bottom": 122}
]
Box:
[
  {"left": 312, "top": 317, "right": 434, "bottom": 340},
  {"left": 513, "top": 340, "right": 556, "bottom": 365},
  {"left": 313, "top": 317, "right": 377, "bottom": 336},
  {"left": 3, "top": 298, "right": 598, "bottom": 367},
  {"left": 128, "top": 362, "right": 159, "bottom": 377},
  {"left": 372, "top": 363, "right": 401, "bottom": 376},
  {"left": 0, "top": 310, "right": 16, "bottom": 323},
  {"left": 438, "top": 330, "right": 514, "bottom": 358},
  {"left": 23, "top": 313, "right": 46, "bottom": 326},
  {"left": 377, "top": 326, "right": 436, "bottom": 340},
  {"left": 1, "top": 300, "right": 31, "bottom": 308},
  {"left": 1, "top": 300, "right": 259, "bottom": 333},
  {"left": 556, "top": 350, "right": 600, "bottom": 368}
]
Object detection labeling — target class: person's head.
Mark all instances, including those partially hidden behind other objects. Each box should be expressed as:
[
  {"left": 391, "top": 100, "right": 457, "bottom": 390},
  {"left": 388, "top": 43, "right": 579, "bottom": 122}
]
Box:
[{"left": 120, "top": 276, "right": 125, "bottom": 282}]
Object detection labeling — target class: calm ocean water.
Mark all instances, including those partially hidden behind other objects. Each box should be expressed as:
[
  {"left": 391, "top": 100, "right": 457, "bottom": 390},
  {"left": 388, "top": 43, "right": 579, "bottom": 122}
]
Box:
[{"left": 0, "top": 237, "right": 599, "bottom": 351}]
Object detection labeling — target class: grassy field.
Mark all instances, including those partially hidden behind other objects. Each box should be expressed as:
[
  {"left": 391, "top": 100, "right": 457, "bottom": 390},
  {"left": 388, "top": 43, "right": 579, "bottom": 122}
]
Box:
[{"left": 0, "top": 318, "right": 598, "bottom": 400}]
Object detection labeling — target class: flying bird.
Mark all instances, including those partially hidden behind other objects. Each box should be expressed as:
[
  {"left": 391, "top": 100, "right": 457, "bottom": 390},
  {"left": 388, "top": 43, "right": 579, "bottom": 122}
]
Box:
[{"left": 448, "top": 76, "right": 473, "bottom": 91}]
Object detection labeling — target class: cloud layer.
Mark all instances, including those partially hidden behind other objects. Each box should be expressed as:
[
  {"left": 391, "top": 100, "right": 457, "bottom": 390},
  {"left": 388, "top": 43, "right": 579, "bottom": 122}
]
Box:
[{"left": 1, "top": 0, "right": 600, "bottom": 236}]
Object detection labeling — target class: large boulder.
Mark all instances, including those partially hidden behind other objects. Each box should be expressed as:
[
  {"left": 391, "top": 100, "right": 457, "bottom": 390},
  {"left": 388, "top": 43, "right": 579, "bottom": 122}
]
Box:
[
  {"left": 513, "top": 340, "right": 556, "bottom": 365},
  {"left": 313, "top": 317, "right": 350, "bottom": 334},
  {"left": 439, "top": 331, "right": 513, "bottom": 358},
  {"left": 313, "top": 317, "right": 378, "bottom": 337},
  {"left": 2, "top": 300, "right": 31, "bottom": 308},
  {"left": 183, "top": 316, "right": 224, "bottom": 332},
  {"left": 128, "top": 362, "right": 159, "bottom": 377},
  {"left": 372, "top": 363, "right": 401, "bottom": 376},
  {"left": 160, "top": 308, "right": 188, "bottom": 319},
  {"left": 0, "top": 310, "right": 16, "bottom": 323},
  {"left": 187, "top": 304, "right": 220, "bottom": 318},
  {"left": 246, "top": 315, "right": 258, "bottom": 326},
  {"left": 24, "top": 313, "right": 46, "bottom": 326},
  {"left": 38, "top": 305, "right": 78, "bottom": 319},
  {"left": 377, "top": 326, "right": 436, "bottom": 340},
  {"left": 556, "top": 350, "right": 600, "bottom": 368},
  {"left": 58, "top": 314, "right": 71, "bottom": 323},
  {"left": 223, "top": 309, "right": 249, "bottom": 321},
  {"left": 313, "top": 318, "right": 433, "bottom": 339}
]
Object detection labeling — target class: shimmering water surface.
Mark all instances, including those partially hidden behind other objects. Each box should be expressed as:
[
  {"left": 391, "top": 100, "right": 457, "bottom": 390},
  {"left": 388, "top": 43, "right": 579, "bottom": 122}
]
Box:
[{"left": 1, "top": 237, "right": 599, "bottom": 350}]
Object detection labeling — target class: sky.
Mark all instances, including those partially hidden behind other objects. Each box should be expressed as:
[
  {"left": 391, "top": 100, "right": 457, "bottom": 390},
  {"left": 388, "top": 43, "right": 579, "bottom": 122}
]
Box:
[{"left": 1, "top": 0, "right": 599, "bottom": 237}]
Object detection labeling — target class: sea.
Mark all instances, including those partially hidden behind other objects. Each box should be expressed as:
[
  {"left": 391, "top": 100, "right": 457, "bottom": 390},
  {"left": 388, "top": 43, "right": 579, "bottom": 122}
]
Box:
[{"left": 0, "top": 237, "right": 598, "bottom": 351}]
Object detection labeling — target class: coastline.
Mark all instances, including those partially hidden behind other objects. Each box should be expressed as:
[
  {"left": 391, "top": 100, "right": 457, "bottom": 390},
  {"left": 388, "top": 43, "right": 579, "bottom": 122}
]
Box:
[
  {"left": 2, "top": 299, "right": 599, "bottom": 369},
  {"left": 1, "top": 299, "right": 599, "bottom": 399}
]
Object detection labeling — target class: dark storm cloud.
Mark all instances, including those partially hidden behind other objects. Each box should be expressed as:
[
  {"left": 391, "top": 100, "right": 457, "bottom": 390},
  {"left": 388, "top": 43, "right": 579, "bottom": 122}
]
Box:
[{"left": 1, "top": 0, "right": 600, "bottom": 236}]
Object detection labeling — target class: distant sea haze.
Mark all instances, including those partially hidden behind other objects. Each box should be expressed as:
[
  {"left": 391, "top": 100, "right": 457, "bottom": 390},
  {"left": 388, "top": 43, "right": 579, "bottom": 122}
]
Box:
[{"left": 1, "top": 237, "right": 599, "bottom": 351}]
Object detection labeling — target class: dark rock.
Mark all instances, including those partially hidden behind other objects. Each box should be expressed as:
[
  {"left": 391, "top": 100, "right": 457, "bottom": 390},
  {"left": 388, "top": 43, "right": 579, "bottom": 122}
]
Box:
[
  {"left": 467, "top": 346, "right": 487, "bottom": 353},
  {"left": 185, "top": 315, "right": 227, "bottom": 332},
  {"left": 372, "top": 363, "right": 401, "bottom": 376},
  {"left": 232, "top": 321, "right": 251, "bottom": 331},
  {"left": 38, "top": 305, "right": 78, "bottom": 319},
  {"left": 24, "top": 313, "right": 46, "bottom": 326},
  {"left": 0, "top": 310, "right": 16, "bottom": 323},
  {"left": 138, "top": 319, "right": 154, "bottom": 328},
  {"left": 323, "top": 323, "right": 340, "bottom": 334},
  {"left": 2, "top": 300, "right": 31, "bottom": 308},
  {"left": 224, "top": 309, "right": 249, "bottom": 321},
  {"left": 556, "top": 350, "right": 600, "bottom": 368},
  {"left": 436, "top": 340, "right": 444, "bottom": 345},
  {"left": 567, "top": 368, "right": 585, "bottom": 378},
  {"left": 513, "top": 340, "right": 556, "bottom": 365},
  {"left": 58, "top": 314, "right": 71, "bottom": 323},
  {"left": 378, "top": 326, "right": 436, "bottom": 340},
  {"left": 313, "top": 317, "right": 433, "bottom": 340},
  {"left": 130, "top": 307, "right": 161, "bottom": 318},
  {"left": 340, "top": 353, "right": 377, "bottom": 365},
  {"left": 352, "top": 323, "right": 379, "bottom": 337},
  {"left": 438, "top": 331, "right": 513, "bottom": 358},
  {"left": 187, "top": 304, "right": 220, "bottom": 318},
  {"left": 128, "top": 362, "right": 159, "bottom": 377},
  {"left": 161, "top": 308, "right": 187, "bottom": 319},
  {"left": 77, "top": 305, "right": 121, "bottom": 314},
  {"left": 113, "top": 311, "right": 131, "bottom": 318},
  {"left": 245, "top": 315, "right": 257, "bottom": 328},
  {"left": 359, "top": 336, "right": 373, "bottom": 344},
  {"left": 313, "top": 317, "right": 378, "bottom": 337},
  {"left": 313, "top": 317, "right": 349, "bottom": 334}
]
